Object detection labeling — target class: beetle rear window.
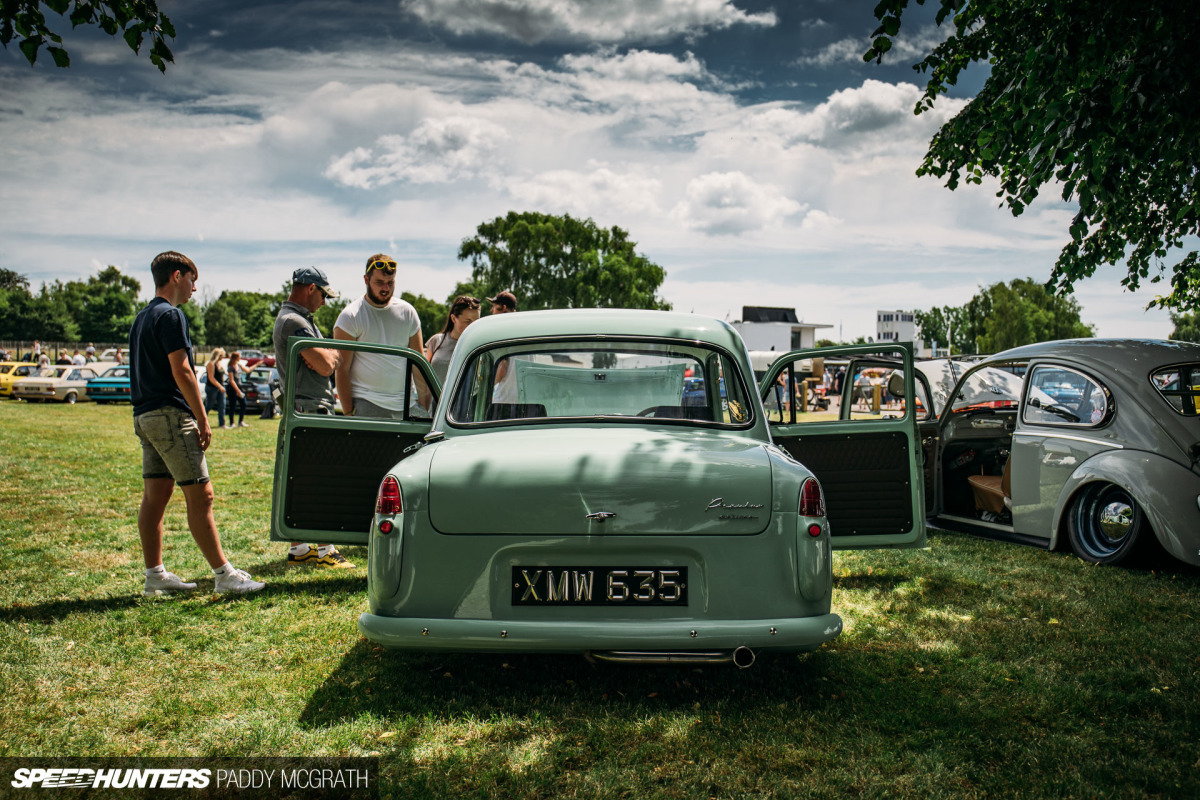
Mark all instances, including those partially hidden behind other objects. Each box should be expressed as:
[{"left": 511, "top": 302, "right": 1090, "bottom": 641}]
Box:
[
  {"left": 1152, "top": 364, "right": 1200, "bottom": 416},
  {"left": 448, "top": 340, "right": 754, "bottom": 427}
]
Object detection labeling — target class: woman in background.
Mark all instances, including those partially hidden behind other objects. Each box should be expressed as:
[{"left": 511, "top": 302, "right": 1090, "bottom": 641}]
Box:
[
  {"left": 205, "top": 347, "right": 228, "bottom": 429},
  {"left": 425, "top": 295, "right": 480, "bottom": 385},
  {"left": 225, "top": 350, "right": 253, "bottom": 428}
]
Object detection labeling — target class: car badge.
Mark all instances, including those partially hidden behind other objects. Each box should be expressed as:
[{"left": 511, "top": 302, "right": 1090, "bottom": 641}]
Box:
[{"left": 586, "top": 511, "right": 616, "bottom": 522}]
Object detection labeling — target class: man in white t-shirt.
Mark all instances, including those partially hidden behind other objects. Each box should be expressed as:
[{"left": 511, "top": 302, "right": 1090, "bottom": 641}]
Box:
[{"left": 333, "top": 253, "right": 424, "bottom": 418}]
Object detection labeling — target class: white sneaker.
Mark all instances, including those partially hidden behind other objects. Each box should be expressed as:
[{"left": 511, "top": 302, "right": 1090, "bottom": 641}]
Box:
[
  {"left": 239, "top": 422, "right": 249, "bottom": 427},
  {"left": 143, "top": 571, "right": 198, "bottom": 597},
  {"left": 214, "top": 568, "right": 266, "bottom": 594}
]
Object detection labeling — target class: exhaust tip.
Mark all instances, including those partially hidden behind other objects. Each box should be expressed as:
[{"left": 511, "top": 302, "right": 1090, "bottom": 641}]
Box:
[{"left": 732, "top": 646, "right": 756, "bottom": 669}]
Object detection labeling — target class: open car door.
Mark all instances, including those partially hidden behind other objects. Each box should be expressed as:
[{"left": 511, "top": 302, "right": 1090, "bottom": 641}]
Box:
[
  {"left": 759, "top": 343, "right": 926, "bottom": 550},
  {"left": 271, "top": 338, "right": 440, "bottom": 545}
]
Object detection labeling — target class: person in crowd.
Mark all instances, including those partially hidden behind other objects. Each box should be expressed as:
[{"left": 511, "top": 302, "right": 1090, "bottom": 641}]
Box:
[
  {"left": 31, "top": 340, "right": 41, "bottom": 362},
  {"left": 204, "top": 347, "right": 228, "bottom": 429},
  {"left": 487, "top": 291, "right": 519, "bottom": 402},
  {"left": 56, "top": 352, "right": 72, "bottom": 365},
  {"left": 37, "top": 353, "right": 51, "bottom": 372},
  {"left": 272, "top": 266, "right": 354, "bottom": 569},
  {"left": 71, "top": 349, "right": 86, "bottom": 366},
  {"left": 115, "top": 347, "right": 125, "bottom": 365},
  {"left": 332, "top": 253, "right": 424, "bottom": 418},
  {"left": 425, "top": 295, "right": 480, "bottom": 385},
  {"left": 86, "top": 344, "right": 97, "bottom": 362},
  {"left": 129, "top": 250, "right": 264, "bottom": 596},
  {"left": 225, "top": 350, "right": 252, "bottom": 428}
]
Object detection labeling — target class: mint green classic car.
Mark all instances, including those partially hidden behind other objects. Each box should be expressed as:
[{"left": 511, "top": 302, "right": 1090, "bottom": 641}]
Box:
[{"left": 272, "top": 311, "right": 925, "bottom": 665}]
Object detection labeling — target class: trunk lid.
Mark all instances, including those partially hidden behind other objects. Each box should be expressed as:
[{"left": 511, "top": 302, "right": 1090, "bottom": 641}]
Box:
[{"left": 427, "top": 426, "right": 773, "bottom": 535}]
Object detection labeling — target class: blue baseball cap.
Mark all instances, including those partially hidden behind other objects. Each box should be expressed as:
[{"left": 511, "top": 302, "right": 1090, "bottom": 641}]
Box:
[{"left": 292, "top": 266, "right": 339, "bottom": 299}]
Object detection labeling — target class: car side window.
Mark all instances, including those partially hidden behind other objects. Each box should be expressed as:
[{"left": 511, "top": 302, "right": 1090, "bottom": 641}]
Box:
[
  {"left": 1151, "top": 364, "right": 1200, "bottom": 416},
  {"left": 1023, "top": 365, "right": 1110, "bottom": 427},
  {"left": 763, "top": 357, "right": 835, "bottom": 424}
]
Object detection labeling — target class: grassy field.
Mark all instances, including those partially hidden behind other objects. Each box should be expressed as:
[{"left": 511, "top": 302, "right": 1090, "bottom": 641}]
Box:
[{"left": 2, "top": 399, "right": 1199, "bottom": 799}]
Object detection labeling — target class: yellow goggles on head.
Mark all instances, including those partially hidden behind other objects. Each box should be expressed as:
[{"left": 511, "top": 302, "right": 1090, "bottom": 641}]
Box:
[{"left": 367, "top": 260, "right": 397, "bottom": 274}]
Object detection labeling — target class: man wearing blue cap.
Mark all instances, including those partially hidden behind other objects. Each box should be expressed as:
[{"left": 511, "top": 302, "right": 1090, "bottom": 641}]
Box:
[{"left": 272, "top": 266, "right": 355, "bottom": 568}]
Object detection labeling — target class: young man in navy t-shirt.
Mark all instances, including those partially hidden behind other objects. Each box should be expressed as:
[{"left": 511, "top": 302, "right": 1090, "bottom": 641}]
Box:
[{"left": 129, "top": 251, "right": 264, "bottom": 596}]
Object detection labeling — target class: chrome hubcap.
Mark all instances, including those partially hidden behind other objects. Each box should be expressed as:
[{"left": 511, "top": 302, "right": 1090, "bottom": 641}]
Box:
[{"left": 1098, "top": 501, "right": 1133, "bottom": 542}]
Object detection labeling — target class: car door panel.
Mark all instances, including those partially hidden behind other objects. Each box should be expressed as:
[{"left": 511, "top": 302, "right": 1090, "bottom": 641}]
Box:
[
  {"left": 271, "top": 338, "right": 440, "bottom": 545},
  {"left": 760, "top": 344, "right": 926, "bottom": 550}
]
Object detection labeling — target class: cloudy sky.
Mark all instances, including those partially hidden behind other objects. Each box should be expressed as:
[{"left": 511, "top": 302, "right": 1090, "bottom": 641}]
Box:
[{"left": 0, "top": 0, "right": 1175, "bottom": 341}]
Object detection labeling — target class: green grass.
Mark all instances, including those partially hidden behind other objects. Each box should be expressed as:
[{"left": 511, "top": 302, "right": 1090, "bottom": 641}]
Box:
[{"left": 3, "top": 399, "right": 1199, "bottom": 799}]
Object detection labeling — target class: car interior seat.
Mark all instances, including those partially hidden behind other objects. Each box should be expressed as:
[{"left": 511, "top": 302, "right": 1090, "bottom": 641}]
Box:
[{"left": 967, "top": 455, "right": 1011, "bottom": 515}]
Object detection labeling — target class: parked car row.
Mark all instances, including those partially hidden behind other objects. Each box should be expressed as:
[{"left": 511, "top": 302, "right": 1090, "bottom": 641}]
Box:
[
  {"left": 2, "top": 359, "right": 278, "bottom": 413},
  {"left": 2, "top": 362, "right": 120, "bottom": 404}
]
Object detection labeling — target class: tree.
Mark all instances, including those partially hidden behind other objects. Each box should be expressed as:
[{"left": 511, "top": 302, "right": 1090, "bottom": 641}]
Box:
[
  {"left": 0, "top": 268, "right": 30, "bottom": 292},
  {"left": 401, "top": 292, "right": 447, "bottom": 342},
  {"left": 178, "top": 301, "right": 205, "bottom": 347},
  {"left": 1170, "top": 312, "right": 1200, "bottom": 344},
  {"left": 203, "top": 298, "right": 244, "bottom": 348},
  {"left": 866, "top": 1, "right": 1200, "bottom": 310},
  {"left": 918, "top": 278, "right": 1094, "bottom": 354},
  {"left": 74, "top": 266, "right": 140, "bottom": 342},
  {"left": 2, "top": 0, "right": 176, "bottom": 71},
  {"left": 458, "top": 211, "right": 671, "bottom": 311}
]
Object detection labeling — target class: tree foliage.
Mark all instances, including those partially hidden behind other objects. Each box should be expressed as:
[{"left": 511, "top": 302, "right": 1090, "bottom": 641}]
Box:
[
  {"left": 0, "top": 265, "right": 140, "bottom": 343},
  {"left": 917, "top": 277, "right": 1094, "bottom": 354},
  {"left": 1169, "top": 312, "right": 1200, "bottom": 344},
  {"left": 2, "top": 0, "right": 176, "bottom": 71},
  {"left": 866, "top": 1, "right": 1200, "bottom": 310},
  {"left": 458, "top": 212, "right": 671, "bottom": 312}
]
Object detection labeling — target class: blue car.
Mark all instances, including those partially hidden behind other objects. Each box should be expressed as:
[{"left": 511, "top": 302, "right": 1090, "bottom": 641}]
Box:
[
  {"left": 86, "top": 365, "right": 132, "bottom": 404},
  {"left": 682, "top": 376, "right": 727, "bottom": 408}
]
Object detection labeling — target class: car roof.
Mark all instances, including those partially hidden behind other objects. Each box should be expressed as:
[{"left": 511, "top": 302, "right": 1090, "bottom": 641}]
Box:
[
  {"left": 988, "top": 339, "right": 1200, "bottom": 382},
  {"left": 455, "top": 309, "right": 748, "bottom": 354}
]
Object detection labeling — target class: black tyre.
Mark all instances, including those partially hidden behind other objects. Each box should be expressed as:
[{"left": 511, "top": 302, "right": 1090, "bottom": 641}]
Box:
[
  {"left": 64, "top": 392, "right": 77, "bottom": 405},
  {"left": 1067, "top": 483, "right": 1148, "bottom": 565}
]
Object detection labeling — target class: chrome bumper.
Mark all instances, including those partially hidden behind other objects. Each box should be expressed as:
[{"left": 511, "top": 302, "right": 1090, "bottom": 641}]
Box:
[{"left": 358, "top": 613, "right": 843, "bottom": 653}]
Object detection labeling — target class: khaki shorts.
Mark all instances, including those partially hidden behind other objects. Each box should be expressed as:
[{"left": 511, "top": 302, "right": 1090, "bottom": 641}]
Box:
[{"left": 134, "top": 405, "right": 210, "bottom": 486}]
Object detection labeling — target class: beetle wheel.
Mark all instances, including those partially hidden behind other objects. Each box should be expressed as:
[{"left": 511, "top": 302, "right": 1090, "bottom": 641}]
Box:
[
  {"left": 1067, "top": 483, "right": 1147, "bottom": 565},
  {"left": 65, "top": 392, "right": 77, "bottom": 405}
]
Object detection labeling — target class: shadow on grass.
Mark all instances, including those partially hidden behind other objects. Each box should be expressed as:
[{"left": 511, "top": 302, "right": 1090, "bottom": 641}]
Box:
[{"left": 299, "top": 638, "right": 840, "bottom": 730}]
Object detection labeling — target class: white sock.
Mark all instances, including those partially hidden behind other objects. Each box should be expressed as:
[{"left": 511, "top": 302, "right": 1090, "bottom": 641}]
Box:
[
  {"left": 213, "top": 562, "right": 234, "bottom": 576},
  {"left": 317, "top": 545, "right": 335, "bottom": 558},
  {"left": 145, "top": 564, "right": 166, "bottom": 577},
  {"left": 290, "top": 544, "right": 311, "bottom": 556}
]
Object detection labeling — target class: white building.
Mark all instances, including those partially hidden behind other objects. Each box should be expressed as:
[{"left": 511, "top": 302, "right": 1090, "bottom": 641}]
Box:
[
  {"left": 731, "top": 306, "right": 833, "bottom": 353},
  {"left": 876, "top": 310, "right": 916, "bottom": 345}
]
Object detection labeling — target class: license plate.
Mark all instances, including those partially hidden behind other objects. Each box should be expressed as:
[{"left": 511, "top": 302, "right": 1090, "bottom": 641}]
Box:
[{"left": 512, "top": 566, "right": 688, "bottom": 606}]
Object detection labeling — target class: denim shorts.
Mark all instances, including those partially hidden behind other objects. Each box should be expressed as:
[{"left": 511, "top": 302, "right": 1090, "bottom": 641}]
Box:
[{"left": 133, "top": 405, "right": 210, "bottom": 486}]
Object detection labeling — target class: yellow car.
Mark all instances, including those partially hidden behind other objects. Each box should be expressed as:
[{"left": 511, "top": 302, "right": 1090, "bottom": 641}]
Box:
[{"left": 0, "top": 362, "right": 38, "bottom": 398}]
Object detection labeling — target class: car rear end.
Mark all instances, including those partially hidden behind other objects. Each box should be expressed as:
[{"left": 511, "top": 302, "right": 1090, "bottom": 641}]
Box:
[{"left": 358, "top": 321, "right": 841, "bottom": 661}]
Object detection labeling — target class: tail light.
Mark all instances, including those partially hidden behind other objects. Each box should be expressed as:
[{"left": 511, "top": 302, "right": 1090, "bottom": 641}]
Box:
[
  {"left": 799, "top": 477, "right": 825, "bottom": 517},
  {"left": 376, "top": 476, "right": 402, "bottom": 515}
]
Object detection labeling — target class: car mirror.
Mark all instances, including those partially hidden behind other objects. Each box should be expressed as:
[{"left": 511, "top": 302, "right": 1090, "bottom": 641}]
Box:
[{"left": 887, "top": 372, "right": 905, "bottom": 399}]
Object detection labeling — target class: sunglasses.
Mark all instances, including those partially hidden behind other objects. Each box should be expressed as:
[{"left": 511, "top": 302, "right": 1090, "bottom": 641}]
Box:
[{"left": 367, "top": 260, "right": 397, "bottom": 274}]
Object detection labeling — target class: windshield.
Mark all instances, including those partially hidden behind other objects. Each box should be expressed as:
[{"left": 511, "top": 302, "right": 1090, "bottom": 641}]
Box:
[
  {"left": 102, "top": 367, "right": 129, "bottom": 378},
  {"left": 916, "top": 359, "right": 970, "bottom": 417},
  {"left": 448, "top": 339, "right": 754, "bottom": 427},
  {"left": 949, "top": 364, "right": 1025, "bottom": 413}
]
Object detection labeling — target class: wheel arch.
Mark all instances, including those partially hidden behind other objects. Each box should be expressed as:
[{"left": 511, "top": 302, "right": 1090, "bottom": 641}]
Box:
[{"left": 1051, "top": 450, "right": 1200, "bottom": 565}]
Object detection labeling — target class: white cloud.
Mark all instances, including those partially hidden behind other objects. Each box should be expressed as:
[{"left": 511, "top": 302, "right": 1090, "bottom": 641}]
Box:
[
  {"left": 401, "top": 0, "right": 776, "bottom": 44},
  {"left": 672, "top": 172, "right": 804, "bottom": 235},
  {"left": 798, "top": 24, "right": 948, "bottom": 68},
  {"left": 325, "top": 115, "right": 510, "bottom": 187},
  {"left": 509, "top": 164, "right": 663, "bottom": 217}
]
